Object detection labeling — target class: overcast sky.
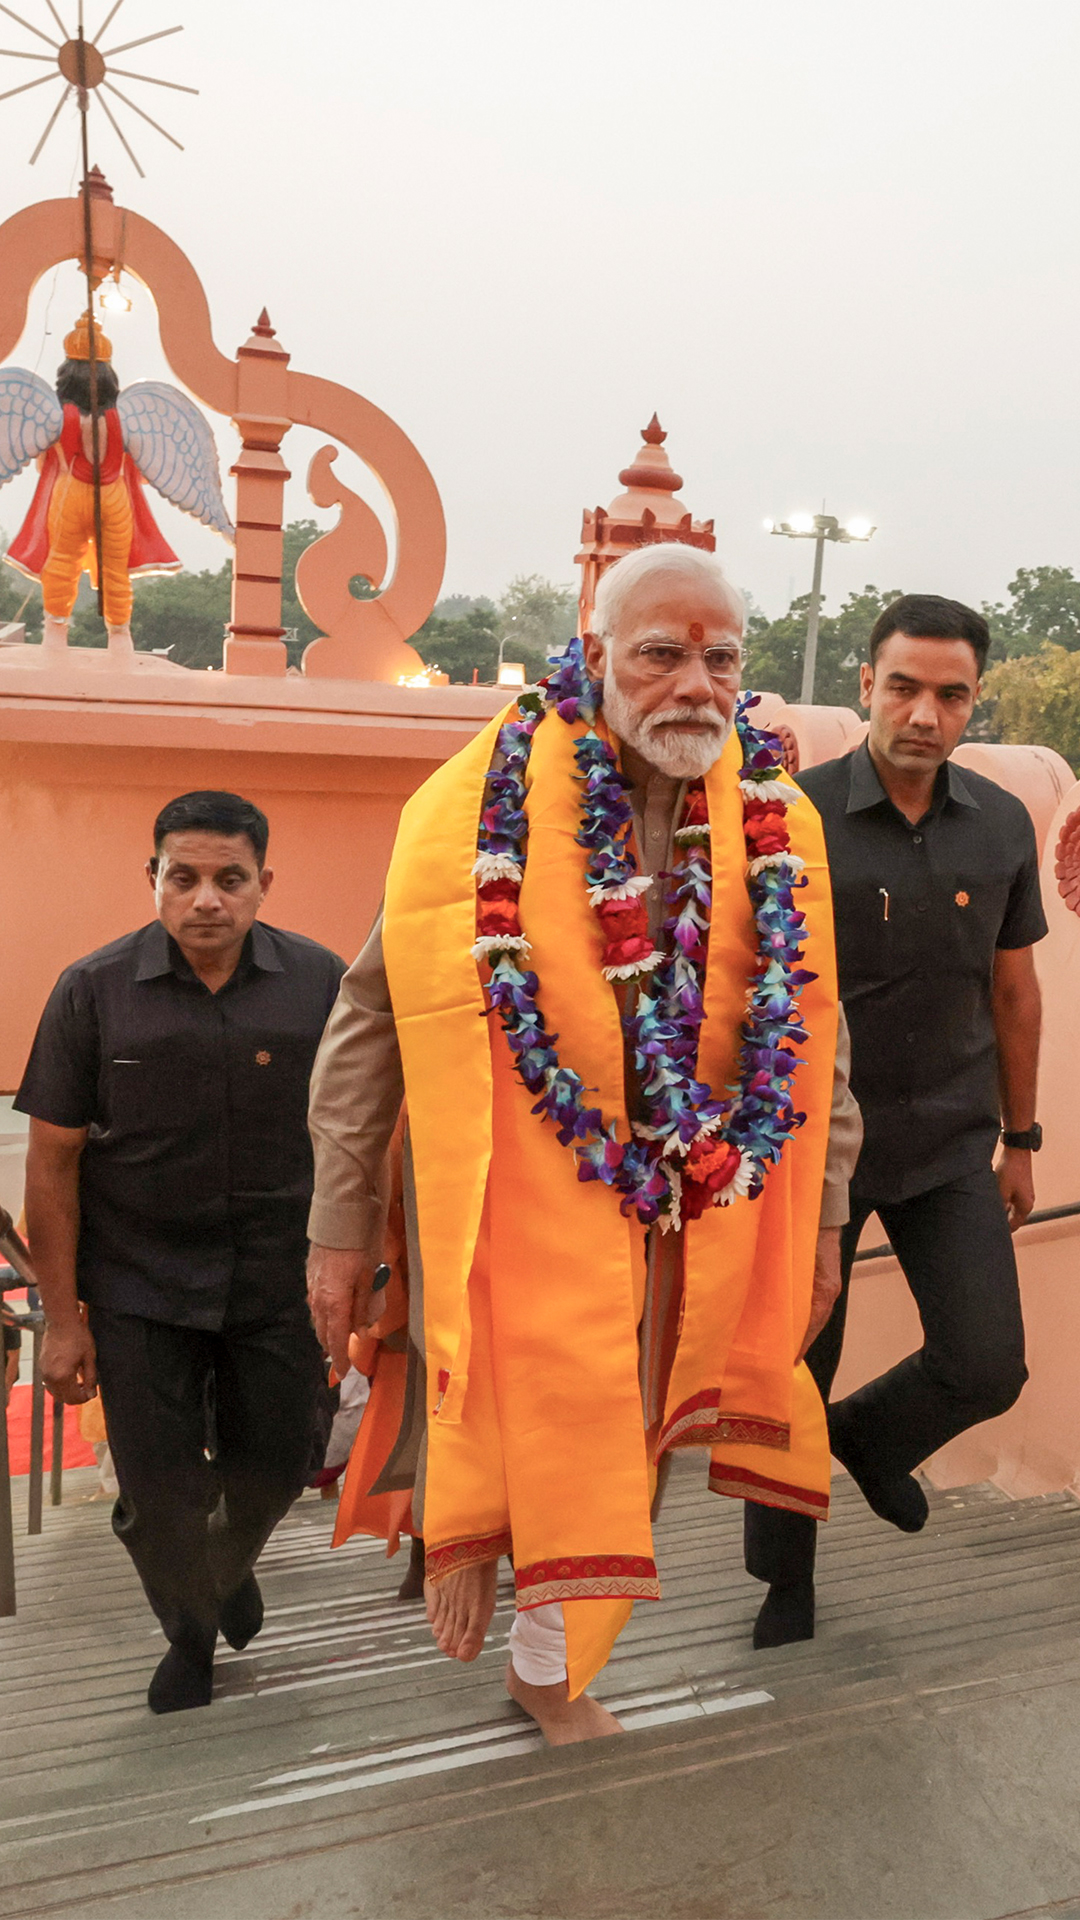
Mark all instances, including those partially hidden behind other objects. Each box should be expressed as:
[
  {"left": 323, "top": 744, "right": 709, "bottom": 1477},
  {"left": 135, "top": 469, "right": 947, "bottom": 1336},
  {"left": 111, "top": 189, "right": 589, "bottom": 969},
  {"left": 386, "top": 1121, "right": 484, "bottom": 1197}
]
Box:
[{"left": 1, "top": 0, "right": 1078, "bottom": 619}]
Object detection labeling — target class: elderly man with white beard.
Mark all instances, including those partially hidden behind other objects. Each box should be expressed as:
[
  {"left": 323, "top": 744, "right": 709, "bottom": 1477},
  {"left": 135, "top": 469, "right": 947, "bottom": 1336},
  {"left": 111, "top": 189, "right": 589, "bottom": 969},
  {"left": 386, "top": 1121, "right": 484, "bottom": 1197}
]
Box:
[{"left": 306, "top": 543, "right": 862, "bottom": 1743}]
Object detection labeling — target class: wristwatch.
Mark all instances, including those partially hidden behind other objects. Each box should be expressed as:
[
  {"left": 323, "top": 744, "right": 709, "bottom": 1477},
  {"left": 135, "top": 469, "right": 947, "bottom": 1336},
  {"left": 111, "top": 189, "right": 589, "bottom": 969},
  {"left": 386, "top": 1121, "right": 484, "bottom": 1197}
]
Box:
[{"left": 1001, "top": 1123, "right": 1043, "bottom": 1151}]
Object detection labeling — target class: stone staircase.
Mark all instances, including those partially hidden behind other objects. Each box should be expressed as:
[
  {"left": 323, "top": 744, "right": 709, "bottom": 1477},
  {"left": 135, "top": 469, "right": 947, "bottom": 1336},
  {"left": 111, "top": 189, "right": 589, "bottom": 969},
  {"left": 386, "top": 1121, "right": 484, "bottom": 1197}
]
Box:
[{"left": 3, "top": 1460, "right": 1080, "bottom": 1920}]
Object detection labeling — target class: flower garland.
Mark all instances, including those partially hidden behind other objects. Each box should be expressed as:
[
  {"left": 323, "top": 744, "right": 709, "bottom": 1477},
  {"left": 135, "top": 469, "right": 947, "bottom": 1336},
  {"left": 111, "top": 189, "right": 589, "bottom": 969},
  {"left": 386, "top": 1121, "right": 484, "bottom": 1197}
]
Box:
[{"left": 472, "top": 638, "right": 816, "bottom": 1227}]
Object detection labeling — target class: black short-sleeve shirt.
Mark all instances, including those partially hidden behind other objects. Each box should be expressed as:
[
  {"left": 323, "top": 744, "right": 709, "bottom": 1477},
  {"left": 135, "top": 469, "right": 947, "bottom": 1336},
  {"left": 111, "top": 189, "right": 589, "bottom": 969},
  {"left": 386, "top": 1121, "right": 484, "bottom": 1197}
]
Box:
[
  {"left": 797, "top": 743, "right": 1048, "bottom": 1202},
  {"left": 15, "top": 920, "right": 346, "bottom": 1329}
]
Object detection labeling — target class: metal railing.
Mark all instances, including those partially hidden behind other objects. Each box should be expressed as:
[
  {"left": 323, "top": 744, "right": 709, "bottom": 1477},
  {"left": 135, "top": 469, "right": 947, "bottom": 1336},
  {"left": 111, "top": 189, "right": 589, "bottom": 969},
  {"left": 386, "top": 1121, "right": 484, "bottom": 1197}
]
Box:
[
  {"left": 1, "top": 1205, "right": 64, "bottom": 1618},
  {"left": 853, "top": 1200, "right": 1080, "bottom": 1264},
  {"left": 2, "top": 1192, "right": 1076, "bottom": 1618}
]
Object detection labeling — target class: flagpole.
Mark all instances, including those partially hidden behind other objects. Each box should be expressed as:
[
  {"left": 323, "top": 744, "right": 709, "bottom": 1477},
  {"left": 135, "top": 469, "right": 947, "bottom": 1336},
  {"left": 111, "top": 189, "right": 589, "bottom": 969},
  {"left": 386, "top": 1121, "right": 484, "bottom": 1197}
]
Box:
[{"left": 75, "top": 25, "right": 105, "bottom": 622}]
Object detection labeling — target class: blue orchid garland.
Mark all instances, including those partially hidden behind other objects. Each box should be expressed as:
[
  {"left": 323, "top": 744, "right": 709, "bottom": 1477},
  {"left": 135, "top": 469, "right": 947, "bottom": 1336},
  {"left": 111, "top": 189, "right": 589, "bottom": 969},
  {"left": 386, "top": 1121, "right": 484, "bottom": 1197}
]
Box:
[{"left": 475, "top": 639, "right": 816, "bottom": 1227}]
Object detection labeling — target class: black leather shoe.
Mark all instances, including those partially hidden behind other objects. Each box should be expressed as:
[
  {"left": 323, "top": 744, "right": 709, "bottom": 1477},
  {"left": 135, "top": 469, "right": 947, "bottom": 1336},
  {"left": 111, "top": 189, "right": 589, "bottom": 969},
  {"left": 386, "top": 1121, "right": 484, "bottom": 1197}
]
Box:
[
  {"left": 219, "top": 1573, "right": 264, "bottom": 1651},
  {"left": 147, "top": 1644, "right": 214, "bottom": 1714},
  {"left": 753, "top": 1578, "right": 815, "bottom": 1649},
  {"left": 829, "top": 1417, "right": 929, "bottom": 1534}
]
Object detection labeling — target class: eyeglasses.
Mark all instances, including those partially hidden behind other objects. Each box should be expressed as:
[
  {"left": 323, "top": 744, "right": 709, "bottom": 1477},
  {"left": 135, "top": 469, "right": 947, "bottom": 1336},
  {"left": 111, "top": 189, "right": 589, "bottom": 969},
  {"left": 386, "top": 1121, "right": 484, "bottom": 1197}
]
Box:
[{"left": 632, "top": 640, "right": 743, "bottom": 684}]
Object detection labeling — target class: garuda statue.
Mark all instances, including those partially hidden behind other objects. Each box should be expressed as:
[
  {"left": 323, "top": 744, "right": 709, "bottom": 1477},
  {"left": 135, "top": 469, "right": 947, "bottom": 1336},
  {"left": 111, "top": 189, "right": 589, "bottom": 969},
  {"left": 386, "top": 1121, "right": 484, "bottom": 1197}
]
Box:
[{"left": 0, "top": 311, "right": 233, "bottom": 661}]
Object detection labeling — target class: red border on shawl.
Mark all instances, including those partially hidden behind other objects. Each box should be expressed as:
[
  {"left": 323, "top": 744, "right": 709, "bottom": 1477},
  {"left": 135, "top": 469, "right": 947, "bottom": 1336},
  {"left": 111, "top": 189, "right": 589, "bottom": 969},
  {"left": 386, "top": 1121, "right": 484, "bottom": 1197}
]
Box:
[
  {"left": 658, "top": 1387, "right": 790, "bottom": 1456},
  {"left": 515, "top": 1552, "right": 661, "bottom": 1607},
  {"left": 425, "top": 1527, "right": 513, "bottom": 1583},
  {"left": 709, "top": 1462, "right": 829, "bottom": 1520}
]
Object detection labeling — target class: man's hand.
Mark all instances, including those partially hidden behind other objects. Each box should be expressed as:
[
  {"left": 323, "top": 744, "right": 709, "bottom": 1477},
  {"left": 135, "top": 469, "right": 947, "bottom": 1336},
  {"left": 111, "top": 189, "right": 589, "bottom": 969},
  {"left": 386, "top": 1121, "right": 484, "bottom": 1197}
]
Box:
[
  {"left": 41, "top": 1313, "right": 97, "bottom": 1405},
  {"left": 306, "top": 1244, "right": 377, "bottom": 1376},
  {"left": 799, "top": 1226, "right": 842, "bottom": 1362},
  {"left": 996, "top": 1147, "right": 1035, "bottom": 1232}
]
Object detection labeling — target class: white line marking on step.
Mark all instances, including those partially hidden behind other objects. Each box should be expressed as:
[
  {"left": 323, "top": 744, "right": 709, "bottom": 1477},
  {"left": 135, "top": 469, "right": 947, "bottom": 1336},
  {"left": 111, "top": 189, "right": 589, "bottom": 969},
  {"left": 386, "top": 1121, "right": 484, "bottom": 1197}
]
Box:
[
  {"left": 198, "top": 1738, "right": 542, "bottom": 1819},
  {"left": 261, "top": 1720, "right": 544, "bottom": 1787},
  {"left": 620, "top": 1690, "right": 772, "bottom": 1732},
  {"left": 193, "top": 1683, "right": 773, "bottom": 1822}
]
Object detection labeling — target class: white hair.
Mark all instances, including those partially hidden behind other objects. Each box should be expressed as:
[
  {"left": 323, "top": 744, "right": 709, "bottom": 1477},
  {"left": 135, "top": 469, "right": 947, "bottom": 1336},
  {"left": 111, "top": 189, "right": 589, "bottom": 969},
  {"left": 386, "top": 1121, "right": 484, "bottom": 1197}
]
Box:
[{"left": 591, "top": 542, "right": 746, "bottom": 642}]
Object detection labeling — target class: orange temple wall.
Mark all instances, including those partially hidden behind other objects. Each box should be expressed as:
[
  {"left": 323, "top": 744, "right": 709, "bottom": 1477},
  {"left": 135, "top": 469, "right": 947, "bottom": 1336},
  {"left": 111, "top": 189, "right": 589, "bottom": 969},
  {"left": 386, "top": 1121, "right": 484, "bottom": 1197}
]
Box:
[
  {"left": 0, "top": 666, "right": 505, "bottom": 1089},
  {"left": 1, "top": 664, "right": 1078, "bottom": 1511}
]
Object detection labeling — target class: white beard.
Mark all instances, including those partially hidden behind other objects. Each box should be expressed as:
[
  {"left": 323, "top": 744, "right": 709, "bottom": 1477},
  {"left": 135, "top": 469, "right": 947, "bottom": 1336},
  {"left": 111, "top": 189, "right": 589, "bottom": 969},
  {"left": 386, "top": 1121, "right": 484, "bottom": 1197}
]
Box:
[{"left": 601, "top": 664, "right": 733, "bottom": 779}]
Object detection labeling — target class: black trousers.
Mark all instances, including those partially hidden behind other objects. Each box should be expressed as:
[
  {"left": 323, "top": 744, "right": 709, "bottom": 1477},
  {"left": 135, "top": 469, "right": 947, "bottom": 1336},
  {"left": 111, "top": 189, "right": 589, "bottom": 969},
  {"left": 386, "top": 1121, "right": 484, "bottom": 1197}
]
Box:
[
  {"left": 89, "top": 1301, "right": 323, "bottom": 1654},
  {"left": 744, "top": 1164, "right": 1028, "bottom": 1589}
]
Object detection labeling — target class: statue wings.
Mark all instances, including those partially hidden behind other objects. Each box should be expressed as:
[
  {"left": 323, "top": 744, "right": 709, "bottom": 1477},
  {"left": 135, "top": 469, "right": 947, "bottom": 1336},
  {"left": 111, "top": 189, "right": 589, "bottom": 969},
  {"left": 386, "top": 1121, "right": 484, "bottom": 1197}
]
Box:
[
  {"left": 117, "top": 381, "right": 234, "bottom": 540},
  {"left": 0, "top": 369, "right": 63, "bottom": 486}
]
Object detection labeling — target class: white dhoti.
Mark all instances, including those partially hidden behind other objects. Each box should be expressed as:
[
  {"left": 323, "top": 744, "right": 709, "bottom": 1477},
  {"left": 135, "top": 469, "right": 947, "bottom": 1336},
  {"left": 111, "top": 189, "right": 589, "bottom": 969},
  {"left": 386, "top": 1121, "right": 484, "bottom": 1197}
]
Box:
[{"left": 508, "top": 1601, "right": 568, "bottom": 1685}]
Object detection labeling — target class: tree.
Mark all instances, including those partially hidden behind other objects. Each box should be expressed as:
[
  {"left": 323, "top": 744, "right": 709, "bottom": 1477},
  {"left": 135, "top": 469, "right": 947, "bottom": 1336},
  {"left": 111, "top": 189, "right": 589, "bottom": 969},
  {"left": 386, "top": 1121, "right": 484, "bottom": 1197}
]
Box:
[
  {"left": 496, "top": 574, "right": 577, "bottom": 681},
  {"left": 981, "top": 643, "right": 1080, "bottom": 770},
  {"left": 413, "top": 601, "right": 500, "bottom": 684},
  {"left": 281, "top": 518, "right": 325, "bottom": 666},
  {"left": 412, "top": 578, "right": 578, "bottom": 685},
  {"left": 0, "top": 535, "right": 42, "bottom": 639},
  {"left": 434, "top": 593, "right": 491, "bottom": 622},
  {"left": 983, "top": 566, "right": 1080, "bottom": 660},
  {"left": 133, "top": 569, "right": 232, "bottom": 669},
  {"left": 743, "top": 584, "right": 904, "bottom": 708},
  {"left": 69, "top": 565, "right": 231, "bottom": 664}
]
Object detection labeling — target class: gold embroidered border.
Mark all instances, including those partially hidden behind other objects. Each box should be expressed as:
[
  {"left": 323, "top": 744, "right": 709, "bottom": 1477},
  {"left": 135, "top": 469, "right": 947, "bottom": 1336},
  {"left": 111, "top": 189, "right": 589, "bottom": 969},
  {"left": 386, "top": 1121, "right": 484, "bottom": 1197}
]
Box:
[
  {"left": 425, "top": 1527, "right": 513, "bottom": 1584},
  {"left": 709, "top": 1464, "right": 829, "bottom": 1521},
  {"left": 516, "top": 1575, "right": 662, "bottom": 1606},
  {"left": 660, "top": 1390, "right": 790, "bottom": 1455}
]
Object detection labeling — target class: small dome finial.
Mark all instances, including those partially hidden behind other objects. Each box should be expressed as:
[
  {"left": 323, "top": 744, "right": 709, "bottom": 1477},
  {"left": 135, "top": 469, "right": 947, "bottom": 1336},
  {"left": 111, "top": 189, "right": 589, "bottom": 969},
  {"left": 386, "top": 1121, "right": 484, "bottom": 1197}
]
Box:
[
  {"left": 618, "top": 416, "right": 682, "bottom": 493},
  {"left": 80, "top": 165, "right": 114, "bottom": 204}
]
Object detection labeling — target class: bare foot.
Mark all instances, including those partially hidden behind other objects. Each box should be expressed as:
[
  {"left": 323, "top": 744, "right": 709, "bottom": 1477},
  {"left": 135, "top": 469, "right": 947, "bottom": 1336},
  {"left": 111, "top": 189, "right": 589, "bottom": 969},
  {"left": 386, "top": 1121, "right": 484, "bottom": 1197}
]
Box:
[
  {"left": 424, "top": 1557, "right": 498, "bottom": 1660},
  {"left": 505, "top": 1659, "right": 625, "bottom": 1745}
]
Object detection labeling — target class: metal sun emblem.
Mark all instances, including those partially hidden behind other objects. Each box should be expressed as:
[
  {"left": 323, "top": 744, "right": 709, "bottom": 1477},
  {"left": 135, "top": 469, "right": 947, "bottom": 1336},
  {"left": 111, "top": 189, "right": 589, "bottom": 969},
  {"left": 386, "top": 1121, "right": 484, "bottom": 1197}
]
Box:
[{"left": 0, "top": 1, "right": 196, "bottom": 176}]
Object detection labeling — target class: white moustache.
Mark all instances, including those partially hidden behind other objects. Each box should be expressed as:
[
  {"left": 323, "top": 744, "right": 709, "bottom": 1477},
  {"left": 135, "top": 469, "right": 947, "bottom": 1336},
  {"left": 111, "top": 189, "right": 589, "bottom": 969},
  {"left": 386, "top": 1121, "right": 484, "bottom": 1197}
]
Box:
[{"left": 643, "top": 705, "right": 728, "bottom": 735}]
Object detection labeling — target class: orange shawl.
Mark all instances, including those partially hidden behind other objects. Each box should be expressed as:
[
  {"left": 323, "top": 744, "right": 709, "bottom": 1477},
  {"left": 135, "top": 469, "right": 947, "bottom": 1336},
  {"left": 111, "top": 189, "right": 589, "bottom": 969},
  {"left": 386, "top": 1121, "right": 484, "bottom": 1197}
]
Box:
[
  {"left": 382, "top": 702, "right": 837, "bottom": 1694},
  {"left": 332, "top": 1120, "right": 415, "bottom": 1558}
]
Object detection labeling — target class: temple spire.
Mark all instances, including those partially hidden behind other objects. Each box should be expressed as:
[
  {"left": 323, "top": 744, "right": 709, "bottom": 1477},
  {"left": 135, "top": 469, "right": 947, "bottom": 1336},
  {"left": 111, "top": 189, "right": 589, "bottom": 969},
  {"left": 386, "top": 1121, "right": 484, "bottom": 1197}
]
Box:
[{"left": 575, "top": 416, "right": 715, "bottom": 633}]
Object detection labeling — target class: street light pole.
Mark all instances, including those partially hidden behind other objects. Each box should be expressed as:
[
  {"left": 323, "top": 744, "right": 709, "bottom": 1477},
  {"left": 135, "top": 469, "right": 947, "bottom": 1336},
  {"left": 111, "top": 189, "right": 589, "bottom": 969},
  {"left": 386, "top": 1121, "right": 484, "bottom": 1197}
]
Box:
[
  {"left": 496, "top": 614, "right": 518, "bottom": 675},
  {"left": 764, "top": 511, "right": 877, "bottom": 704},
  {"left": 801, "top": 525, "right": 827, "bottom": 707}
]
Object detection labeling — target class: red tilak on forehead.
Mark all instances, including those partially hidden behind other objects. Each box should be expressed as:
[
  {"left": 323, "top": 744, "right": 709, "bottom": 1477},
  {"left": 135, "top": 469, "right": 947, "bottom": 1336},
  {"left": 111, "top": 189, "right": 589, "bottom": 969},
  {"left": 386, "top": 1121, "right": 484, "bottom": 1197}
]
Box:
[{"left": 688, "top": 621, "right": 704, "bottom": 643}]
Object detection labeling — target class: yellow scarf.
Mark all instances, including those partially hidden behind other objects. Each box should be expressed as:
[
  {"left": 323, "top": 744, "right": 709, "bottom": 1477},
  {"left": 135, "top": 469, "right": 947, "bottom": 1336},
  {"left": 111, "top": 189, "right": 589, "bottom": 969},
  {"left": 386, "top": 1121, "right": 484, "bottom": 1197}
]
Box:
[{"left": 383, "top": 701, "right": 838, "bottom": 1694}]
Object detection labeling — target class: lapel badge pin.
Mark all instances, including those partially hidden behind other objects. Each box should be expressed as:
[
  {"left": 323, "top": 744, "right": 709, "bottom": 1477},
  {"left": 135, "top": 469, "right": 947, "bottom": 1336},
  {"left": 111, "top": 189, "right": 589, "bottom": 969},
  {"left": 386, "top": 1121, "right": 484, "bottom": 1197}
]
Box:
[
  {"left": 955, "top": 891, "right": 970, "bottom": 907},
  {"left": 255, "top": 1050, "right": 272, "bottom": 1065}
]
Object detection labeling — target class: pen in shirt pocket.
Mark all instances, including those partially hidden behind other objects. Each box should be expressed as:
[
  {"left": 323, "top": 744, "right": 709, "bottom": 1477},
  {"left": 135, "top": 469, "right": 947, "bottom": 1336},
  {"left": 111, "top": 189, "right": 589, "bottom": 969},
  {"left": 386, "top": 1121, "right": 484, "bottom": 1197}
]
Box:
[{"left": 878, "top": 888, "right": 890, "bottom": 923}]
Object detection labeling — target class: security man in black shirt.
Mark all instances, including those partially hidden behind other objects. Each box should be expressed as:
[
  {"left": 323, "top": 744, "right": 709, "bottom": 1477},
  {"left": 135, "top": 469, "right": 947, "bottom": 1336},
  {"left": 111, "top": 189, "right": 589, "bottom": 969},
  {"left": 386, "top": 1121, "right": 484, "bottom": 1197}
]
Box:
[
  {"left": 746, "top": 595, "right": 1047, "bottom": 1650},
  {"left": 16, "top": 790, "right": 345, "bottom": 1712}
]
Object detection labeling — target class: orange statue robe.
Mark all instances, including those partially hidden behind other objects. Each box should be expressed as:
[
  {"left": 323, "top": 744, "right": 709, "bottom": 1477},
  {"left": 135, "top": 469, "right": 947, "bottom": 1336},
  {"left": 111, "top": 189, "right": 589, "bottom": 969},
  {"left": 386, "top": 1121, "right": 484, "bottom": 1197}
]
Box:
[{"left": 5, "top": 404, "right": 180, "bottom": 619}]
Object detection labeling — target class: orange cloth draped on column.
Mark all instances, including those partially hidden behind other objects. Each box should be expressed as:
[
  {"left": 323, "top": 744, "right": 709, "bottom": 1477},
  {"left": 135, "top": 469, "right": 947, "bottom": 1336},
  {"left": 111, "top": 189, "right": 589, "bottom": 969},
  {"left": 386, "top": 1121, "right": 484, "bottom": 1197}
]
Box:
[{"left": 381, "top": 700, "right": 837, "bottom": 1697}]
